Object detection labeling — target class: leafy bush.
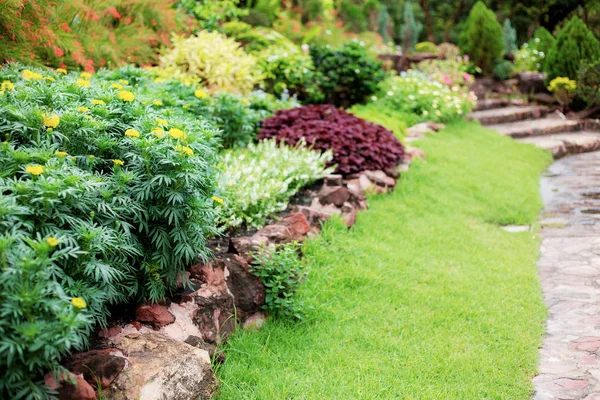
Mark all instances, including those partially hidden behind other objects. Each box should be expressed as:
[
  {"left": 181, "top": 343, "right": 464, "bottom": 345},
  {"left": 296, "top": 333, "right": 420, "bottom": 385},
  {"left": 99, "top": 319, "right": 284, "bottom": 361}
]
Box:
[
  {"left": 218, "top": 140, "right": 333, "bottom": 229},
  {"left": 438, "top": 43, "right": 461, "bottom": 60},
  {"left": 400, "top": 1, "right": 423, "bottom": 53},
  {"left": 548, "top": 77, "right": 577, "bottom": 107},
  {"left": 545, "top": 16, "right": 600, "bottom": 82},
  {"left": 459, "top": 1, "right": 504, "bottom": 75},
  {"left": 415, "top": 41, "right": 438, "bottom": 54},
  {"left": 0, "top": 65, "right": 221, "bottom": 396},
  {"left": 503, "top": 19, "right": 517, "bottom": 54},
  {"left": 514, "top": 42, "right": 545, "bottom": 73},
  {"left": 177, "top": 0, "right": 247, "bottom": 31},
  {"left": 250, "top": 242, "right": 308, "bottom": 320},
  {"left": 0, "top": 0, "right": 190, "bottom": 71},
  {"left": 375, "top": 72, "right": 476, "bottom": 123},
  {"left": 258, "top": 105, "right": 405, "bottom": 175},
  {"left": 577, "top": 61, "right": 600, "bottom": 106},
  {"left": 348, "top": 103, "right": 410, "bottom": 140},
  {"left": 309, "top": 42, "right": 385, "bottom": 108},
  {"left": 158, "top": 31, "right": 263, "bottom": 94},
  {"left": 494, "top": 60, "right": 514, "bottom": 80},
  {"left": 222, "top": 21, "right": 284, "bottom": 53}
]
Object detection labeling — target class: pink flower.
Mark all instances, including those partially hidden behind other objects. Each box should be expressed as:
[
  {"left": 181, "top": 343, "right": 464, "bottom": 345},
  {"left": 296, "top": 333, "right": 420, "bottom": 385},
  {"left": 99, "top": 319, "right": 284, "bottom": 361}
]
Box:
[
  {"left": 443, "top": 75, "right": 452, "bottom": 86},
  {"left": 463, "top": 73, "right": 471, "bottom": 82}
]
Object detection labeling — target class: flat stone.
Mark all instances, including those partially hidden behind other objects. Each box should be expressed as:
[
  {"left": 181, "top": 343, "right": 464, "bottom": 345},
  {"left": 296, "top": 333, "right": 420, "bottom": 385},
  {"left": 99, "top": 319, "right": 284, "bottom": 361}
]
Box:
[
  {"left": 518, "top": 132, "right": 600, "bottom": 159},
  {"left": 488, "top": 117, "right": 581, "bottom": 138},
  {"left": 468, "top": 105, "right": 548, "bottom": 125},
  {"left": 501, "top": 225, "right": 530, "bottom": 232}
]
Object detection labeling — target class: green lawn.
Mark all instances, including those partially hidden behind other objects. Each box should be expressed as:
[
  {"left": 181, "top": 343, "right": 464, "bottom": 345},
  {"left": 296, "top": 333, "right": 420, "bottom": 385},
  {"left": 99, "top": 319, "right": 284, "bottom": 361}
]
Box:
[{"left": 215, "top": 121, "right": 552, "bottom": 399}]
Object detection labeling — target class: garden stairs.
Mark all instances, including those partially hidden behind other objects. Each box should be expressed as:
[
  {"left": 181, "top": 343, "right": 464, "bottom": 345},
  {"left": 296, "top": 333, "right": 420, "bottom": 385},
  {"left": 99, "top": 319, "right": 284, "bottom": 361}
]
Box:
[{"left": 468, "top": 100, "right": 600, "bottom": 158}]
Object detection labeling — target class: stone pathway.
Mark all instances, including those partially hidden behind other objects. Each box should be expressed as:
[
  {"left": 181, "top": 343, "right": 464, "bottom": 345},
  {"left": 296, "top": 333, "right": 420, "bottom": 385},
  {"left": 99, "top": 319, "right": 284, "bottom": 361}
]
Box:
[
  {"left": 468, "top": 102, "right": 600, "bottom": 158},
  {"left": 533, "top": 151, "right": 600, "bottom": 400}
]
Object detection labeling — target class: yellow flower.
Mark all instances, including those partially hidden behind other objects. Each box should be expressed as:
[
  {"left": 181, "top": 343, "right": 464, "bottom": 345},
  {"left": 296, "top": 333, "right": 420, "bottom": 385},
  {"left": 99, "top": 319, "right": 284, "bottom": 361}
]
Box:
[
  {"left": 118, "top": 90, "right": 135, "bottom": 102},
  {"left": 89, "top": 155, "right": 95, "bottom": 160},
  {"left": 113, "top": 159, "right": 124, "bottom": 166},
  {"left": 80, "top": 72, "right": 92, "bottom": 80},
  {"left": 211, "top": 196, "right": 224, "bottom": 204},
  {"left": 168, "top": 128, "right": 186, "bottom": 140},
  {"left": 119, "top": 79, "right": 129, "bottom": 85},
  {"left": 241, "top": 99, "right": 250, "bottom": 106},
  {"left": 111, "top": 83, "right": 123, "bottom": 90},
  {"left": 182, "top": 104, "right": 190, "bottom": 109},
  {"left": 125, "top": 128, "right": 140, "bottom": 138},
  {"left": 154, "top": 78, "right": 165, "bottom": 83},
  {"left": 76, "top": 78, "right": 91, "bottom": 87},
  {"left": 43, "top": 114, "right": 60, "bottom": 128},
  {"left": 1, "top": 81, "right": 15, "bottom": 91},
  {"left": 25, "top": 165, "right": 44, "bottom": 175},
  {"left": 153, "top": 100, "right": 163, "bottom": 106},
  {"left": 152, "top": 128, "right": 165, "bottom": 138},
  {"left": 91, "top": 99, "right": 105, "bottom": 105},
  {"left": 71, "top": 297, "right": 87, "bottom": 309},
  {"left": 156, "top": 118, "right": 168, "bottom": 126},
  {"left": 22, "top": 69, "right": 43, "bottom": 80},
  {"left": 46, "top": 237, "right": 59, "bottom": 247},
  {"left": 55, "top": 151, "right": 68, "bottom": 158},
  {"left": 194, "top": 89, "right": 208, "bottom": 99},
  {"left": 175, "top": 145, "right": 194, "bottom": 156},
  {"left": 56, "top": 68, "right": 67, "bottom": 74},
  {"left": 77, "top": 106, "right": 90, "bottom": 112}
]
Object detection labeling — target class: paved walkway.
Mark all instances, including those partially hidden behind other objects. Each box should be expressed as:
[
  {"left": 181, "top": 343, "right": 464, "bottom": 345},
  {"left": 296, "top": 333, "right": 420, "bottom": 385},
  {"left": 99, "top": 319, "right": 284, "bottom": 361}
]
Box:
[{"left": 534, "top": 151, "right": 600, "bottom": 400}]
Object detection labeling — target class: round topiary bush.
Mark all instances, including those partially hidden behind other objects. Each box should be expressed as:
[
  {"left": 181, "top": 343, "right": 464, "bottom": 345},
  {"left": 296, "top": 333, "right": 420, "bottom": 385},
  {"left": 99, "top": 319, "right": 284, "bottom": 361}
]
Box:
[
  {"left": 545, "top": 16, "right": 600, "bottom": 82},
  {"left": 458, "top": 1, "right": 504, "bottom": 76},
  {"left": 258, "top": 105, "right": 405, "bottom": 175}
]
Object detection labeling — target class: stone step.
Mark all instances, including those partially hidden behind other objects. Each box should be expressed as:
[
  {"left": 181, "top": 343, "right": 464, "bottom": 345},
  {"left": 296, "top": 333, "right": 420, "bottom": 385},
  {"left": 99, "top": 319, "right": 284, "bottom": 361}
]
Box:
[
  {"left": 517, "top": 131, "right": 600, "bottom": 159},
  {"left": 486, "top": 117, "right": 582, "bottom": 138},
  {"left": 468, "top": 105, "right": 548, "bottom": 125},
  {"left": 474, "top": 98, "right": 511, "bottom": 111}
]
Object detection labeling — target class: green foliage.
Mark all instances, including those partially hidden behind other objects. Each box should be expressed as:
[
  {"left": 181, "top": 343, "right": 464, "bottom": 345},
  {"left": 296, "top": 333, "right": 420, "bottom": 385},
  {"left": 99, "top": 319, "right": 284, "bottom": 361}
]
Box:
[
  {"left": 158, "top": 31, "right": 263, "bottom": 94},
  {"left": 415, "top": 41, "right": 438, "bottom": 54},
  {"left": 218, "top": 140, "right": 334, "bottom": 229},
  {"left": 459, "top": 1, "right": 505, "bottom": 76},
  {"left": 177, "top": 0, "right": 248, "bottom": 31},
  {"left": 222, "top": 21, "right": 285, "bottom": 53},
  {"left": 545, "top": 16, "right": 600, "bottom": 82},
  {"left": 400, "top": 1, "right": 423, "bottom": 53},
  {"left": 503, "top": 19, "right": 517, "bottom": 54},
  {"left": 0, "top": 64, "right": 222, "bottom": 396},
  {"left": 531, "top": 27, "right": 556, "bottom": 57},
  {"left": 377, "top": 4, "right": 390, "bottom": 41},
  {"left": 250, "top": 242, "right": 308, "bottom": 320},
  {"left": 348, "top": 103, "right": 410, "bottom": 140},
  {"left": 375, "top": 71, "right": 476, "bottom": 123},
  {"left": 577, "top": 61, "right": 600, "bottom": 107},
  {"left": 494, "top": 60, "right": 514, "bottom": 80},
  {"left": 309, "top": 42, "right": 385, "bottom": 107}
]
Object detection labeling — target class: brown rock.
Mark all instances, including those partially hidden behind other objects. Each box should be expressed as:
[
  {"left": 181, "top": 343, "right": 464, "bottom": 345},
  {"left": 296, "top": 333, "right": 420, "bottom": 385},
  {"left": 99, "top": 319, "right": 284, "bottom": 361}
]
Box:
[
  {"left": 383, "top": 167, "right": 400, "bottom": 179},
  {"left": 224, "top": 255, "right": 265, "bottom": 319},
  {"left": 107, "top": 332, "right": 217, "bottom": 400},
  {"left": 317, "top": 185, "right": 351, "bottom": 207},
  {"left": 518, "top": 71, "right": 548, "bottom": 94},
  {"left": 184, "top": 335, "right": 226, "bottom": 364},
  {"left": 98, "top": 326, "right": 122, "bottom": 338},
  {"left": 362, "top": 170, "right": 396, "bottom": 188},
  {"left": 280, "top": 212, "right": 311, "bottom": 241},
  {"left": 63, "top": 350, "right": 126, "bottom": 389},
  {"left": 295, "top": 204, "right": 339, "bottom": 225},
  {"left": 44, "top": 372, "right": 96, "bottom": 400},
  {"left": 253, "top": 224, "right": 293, "bottom": 244},
  {"left": 136, "top": 303, "right": 175, "bottom": 329},
  {"left": 324, "top": 174, "right": 343, "bottom": 187},
  {"left": 243, "top": 312, "right": 267, "bottom": 330},
  {"left": 341, "top": 206, "right": 358, "bottom": 228},
  {"left": 228, "top": 235, "right": 268, "bottom": 264},
  {"left": 404, "top": 146, "right": 425, "bottom": 161}
]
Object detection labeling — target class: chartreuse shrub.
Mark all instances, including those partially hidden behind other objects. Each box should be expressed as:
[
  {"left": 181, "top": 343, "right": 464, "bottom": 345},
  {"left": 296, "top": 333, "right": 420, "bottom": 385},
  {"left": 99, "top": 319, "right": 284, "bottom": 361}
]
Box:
[
  {"left": 348, "top": 103, "right": 411, "bottom": 140},
  {"left": 547, "top": 77, "right": 577, "bottom": 107},
  {"left": 309, "top": 42, "right": 385, "bottom": 108},
  {"left": 177, "top": 0, "right": 247, "bottom": 31},
  {"left": 251, "top": 242, "right": 308, "bottom": 320},
  {"left": 374, "top": 72, "right": 476, "bottom": 123},
  {"left": 459, "top": 1, "right": 504, "bottom": 75},
  {"left": 258, "top": 105, "right": 405, "bottom": 175},
  {"left": 545, "top": 16, "right": 600, "bottom": 82},
  {"left": 415, "top": 41, "right": 438, "bottom": 54},
  {"left": 0, "top": 64, "right": 221, "bottom": 398},
  {"left": 157, "top": 30, "right": 263, "bottom": 94},
  {"left": 218, "top": 139, "right": 334, "bottom": 229}
]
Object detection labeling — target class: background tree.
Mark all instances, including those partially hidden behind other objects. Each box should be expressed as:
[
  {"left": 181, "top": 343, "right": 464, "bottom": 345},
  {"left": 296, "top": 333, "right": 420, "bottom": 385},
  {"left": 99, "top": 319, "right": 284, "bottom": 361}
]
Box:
[{"left": 400, "top": 1, "right": 423, "bottom": 53}]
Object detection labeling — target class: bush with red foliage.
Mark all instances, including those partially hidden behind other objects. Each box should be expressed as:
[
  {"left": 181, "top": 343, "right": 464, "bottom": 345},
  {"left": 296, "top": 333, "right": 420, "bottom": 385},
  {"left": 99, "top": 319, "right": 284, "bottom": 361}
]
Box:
[{"left": 258, "top": 105, "right": 405, "bottom": 175}]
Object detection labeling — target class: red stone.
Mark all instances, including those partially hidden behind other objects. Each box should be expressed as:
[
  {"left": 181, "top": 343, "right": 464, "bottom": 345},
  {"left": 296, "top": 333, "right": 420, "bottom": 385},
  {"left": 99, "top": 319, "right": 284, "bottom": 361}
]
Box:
[
  {"left": 98, "top": 326, "right": 122, "bottom": 338},
  {"left": 280, "top": 212, "right": 311, "bottom": 241},
  {"left": 317, "top": 185, "right": 350, "bottom": 207},
  {"left": 135, "top": 303, "right": 175, "bottom": 328},
  {"left": 44, "top": 372, "right": 96, "bottom": 400},
  {"left": 228, "top": 235, "right": 268, "bottom": 264},
  {"left": 63, "top": 350, "right": 126, "bottom": 389}
]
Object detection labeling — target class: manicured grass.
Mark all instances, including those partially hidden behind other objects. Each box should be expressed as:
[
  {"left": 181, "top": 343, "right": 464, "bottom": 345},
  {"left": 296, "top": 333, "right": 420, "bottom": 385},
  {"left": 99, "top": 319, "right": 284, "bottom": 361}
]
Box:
[{"left": 215, "top": 121, "right": 552, "bottom": 399}]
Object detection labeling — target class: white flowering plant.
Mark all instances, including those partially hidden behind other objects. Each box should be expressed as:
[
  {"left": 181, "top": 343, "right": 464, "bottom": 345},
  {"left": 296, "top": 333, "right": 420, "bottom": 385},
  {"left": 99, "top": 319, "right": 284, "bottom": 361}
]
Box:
[
  {"left": 374, "top": 71, "right": 476, "bottom": 123},
  {"left": 218, "top": 139, "right": 334, "bottom": 229},
  {"left": 514, "top": 40, "right": 546, "bottom": 73}
]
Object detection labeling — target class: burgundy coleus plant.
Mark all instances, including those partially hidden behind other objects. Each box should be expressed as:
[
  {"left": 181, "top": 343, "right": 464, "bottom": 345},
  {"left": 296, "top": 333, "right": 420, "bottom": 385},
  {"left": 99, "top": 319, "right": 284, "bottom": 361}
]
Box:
[{"left": 258, "top": 104, "right": 405, "bottom": 175}]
